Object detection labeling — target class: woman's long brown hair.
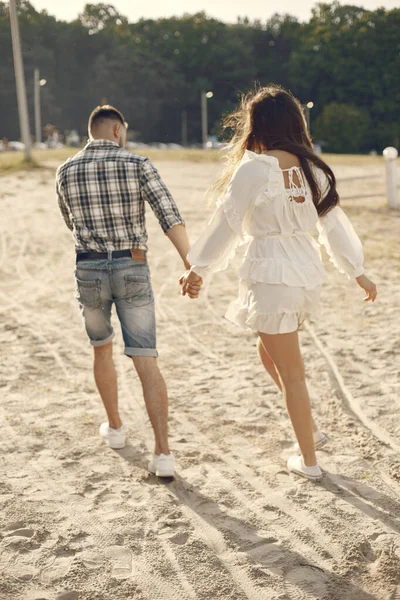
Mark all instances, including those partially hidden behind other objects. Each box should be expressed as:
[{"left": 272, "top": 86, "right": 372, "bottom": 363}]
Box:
[{"left": 212, "top": 84, "right": 339, "bottom": 216}]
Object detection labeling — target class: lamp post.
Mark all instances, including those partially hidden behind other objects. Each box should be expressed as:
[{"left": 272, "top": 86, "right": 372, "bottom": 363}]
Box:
[
  {"left": 34, "top": 69, "right": 47, "bottom": 145},
  {"left": 201, "top": 90, "right": 213, "bottom": 149},
  {"left": 9, "top": 0, "right": 32, "bottom": 160},
  {"left": 181, "top": 109, "right": 188, "bottom": 147},
  {"left": 304, "top": 101, "right": 314, "bottom": 133}
]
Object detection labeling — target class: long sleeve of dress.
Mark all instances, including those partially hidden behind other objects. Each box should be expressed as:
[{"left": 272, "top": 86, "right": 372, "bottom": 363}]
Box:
[
  {"left": 187, "top": 159, "right": 269, "bottom": 278},
  {"left": 317, "top": 206, "right": 364, "bottom": 278}
]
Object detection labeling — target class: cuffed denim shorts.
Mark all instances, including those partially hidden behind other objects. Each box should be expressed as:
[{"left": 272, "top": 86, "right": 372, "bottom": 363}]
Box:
[{"left": 75, "top": 256, "right": 157, "bottom": 358}]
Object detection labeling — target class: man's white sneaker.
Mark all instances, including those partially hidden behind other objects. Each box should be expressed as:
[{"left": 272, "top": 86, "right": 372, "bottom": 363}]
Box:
[
  {"left": 293, "top": 430, "right": 328, "bottom": 453},
  {"left": 287, "top": 455, "right": 323, "bottom": 481},
  {"left": 99, "top": 423, "right": 126, "bottom": 449},
  {"left": 148, "top": 453, "right": 175, "bottom": 477}
]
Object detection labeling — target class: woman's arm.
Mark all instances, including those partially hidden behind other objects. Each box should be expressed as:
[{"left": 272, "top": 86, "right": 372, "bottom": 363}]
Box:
[
  {"left": 185, "top": 158, "right": 269, "bottom": 281},
  {"left": 317, "top": 205, "right": 364, "bottom": 278},
  {"left": 180, "top": 204, "right": 238, "bottom": 298},
  {"left": 317, "top": 206, "right": 377, "bottom": 302}
]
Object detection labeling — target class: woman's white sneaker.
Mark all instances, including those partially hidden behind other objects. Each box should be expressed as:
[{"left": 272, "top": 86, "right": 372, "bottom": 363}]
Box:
[
  {"left": 99, "top": 423, "right": 126, "bottom": 449},
  {"left": 148, "top": 453, "right": 175, "bottom": 477},
  {"left": 293, "top": 430, "right": 328, "bottom": 453},
  {"left": 287, "top": 455, "right": 323, "bottom": 481}
]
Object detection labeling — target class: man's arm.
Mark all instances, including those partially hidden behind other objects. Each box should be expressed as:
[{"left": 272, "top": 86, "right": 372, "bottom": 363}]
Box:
[
  {"left": 140, "top": 159, "right": 189, "bottom": 265},
  {"left": 165, "top": 224, "right": 191, "bottom": 270}
]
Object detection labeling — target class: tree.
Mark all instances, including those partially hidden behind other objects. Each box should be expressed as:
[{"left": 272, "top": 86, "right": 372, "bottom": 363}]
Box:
[
  {"left": 79, "top": 3, "right": 128, "bottom": 34},
  {"left": 314, "top": 102, "right": 371, "bottom": 153},
  {"left": 0, "top": 2, "right": 398, "bottom": 150}
]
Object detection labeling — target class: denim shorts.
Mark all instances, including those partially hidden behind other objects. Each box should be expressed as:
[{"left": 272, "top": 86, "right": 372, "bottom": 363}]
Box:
[{"left": 75, "top": 256, "right": 157, "bottom": 357}]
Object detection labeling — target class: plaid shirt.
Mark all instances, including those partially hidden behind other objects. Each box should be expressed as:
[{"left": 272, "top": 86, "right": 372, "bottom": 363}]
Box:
[{"left": 56, "top": 139, "right": 184, "bottom": 252}]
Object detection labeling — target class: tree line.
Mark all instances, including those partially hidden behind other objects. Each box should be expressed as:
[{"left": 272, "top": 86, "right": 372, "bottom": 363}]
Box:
[{"left": 1, "top": 1, "right": 399, "bottom": 153}]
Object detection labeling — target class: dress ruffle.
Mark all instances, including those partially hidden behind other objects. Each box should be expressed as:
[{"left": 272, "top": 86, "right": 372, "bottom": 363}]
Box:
[
  {"left": 226, "top": 301, "right": 318, "bottom": 335},
  {"left": 225, "top": 279, "right": 321, "bottom": 335},
  {"left": 238, "top": 257, "right": 325, "bottom": 289}
]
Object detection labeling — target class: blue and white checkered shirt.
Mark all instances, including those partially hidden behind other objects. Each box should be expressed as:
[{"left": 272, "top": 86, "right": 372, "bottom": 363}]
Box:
[{"left": 56, "top": 139, "right": 184, "bottom": 252}]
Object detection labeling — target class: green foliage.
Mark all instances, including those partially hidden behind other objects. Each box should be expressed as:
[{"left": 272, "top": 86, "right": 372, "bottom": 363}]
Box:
[
  {"left": 313, "top": 103, "right": 372, "bottom": 153},
  {"left": 0, "top": 1, "right": 399, "bottom": 152}
]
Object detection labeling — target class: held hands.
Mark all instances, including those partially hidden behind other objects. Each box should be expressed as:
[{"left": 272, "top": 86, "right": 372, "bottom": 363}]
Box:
[
  {"left": 179, "top": 269, "right": 203, "bottom": 299},
  {"left": 356, "top": 274, "right": 377, "bottom": 302}
]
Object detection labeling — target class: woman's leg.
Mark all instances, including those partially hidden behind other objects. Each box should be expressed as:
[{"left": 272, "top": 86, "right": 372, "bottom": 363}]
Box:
[
  {"left": 258, "top": 330, "right": 317, "bottom": 467},
  {"left": 258, "top": 336, "right": 318, "bottom": 434},
  {"left": 257, "top": 337, "right": 282, "bottom": 390}
]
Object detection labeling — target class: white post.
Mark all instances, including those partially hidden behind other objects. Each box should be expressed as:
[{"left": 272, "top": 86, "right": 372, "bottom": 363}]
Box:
[
  {"left": 383, "top": 147, "right": 399, "bottom": 209},
  {"left": 34, "top": 68, "right": 41, "bottom": 144},
  {"left": 9, "top": 0, "right": 32, "bottom": 160},
  {"left": 201, "top": 91, "right": 208, "bottom": 149}
]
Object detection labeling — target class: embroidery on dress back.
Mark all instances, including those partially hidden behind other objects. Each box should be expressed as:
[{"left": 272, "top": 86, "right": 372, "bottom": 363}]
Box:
[{"left": 283, "top": 167, "right": 307, "bottom": 203}]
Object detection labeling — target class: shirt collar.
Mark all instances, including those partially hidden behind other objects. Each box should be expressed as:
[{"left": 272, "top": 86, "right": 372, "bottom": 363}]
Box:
[{"left": 84, "top": 139, "right": 121, "bottom": 150}]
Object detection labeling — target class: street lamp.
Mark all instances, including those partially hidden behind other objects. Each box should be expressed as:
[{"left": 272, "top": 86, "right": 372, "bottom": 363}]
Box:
[
  {"left": 34, "top": 69, "right": 47, "bottom": 145},
  {"left": 201, "top": 90, "right": 214, "bottom": 149},
  {"left": 304, "top": 101, "right": 314, "bottom": 132}
]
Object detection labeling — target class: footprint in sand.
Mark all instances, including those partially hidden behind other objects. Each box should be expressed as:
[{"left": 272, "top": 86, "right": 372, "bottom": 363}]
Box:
[
  {"left": 56, "top": 592, "right": 79, "bottom": 600},
  {"left": 3, "top": 523, "right": 36, "bottom": 547},
  {"left": 8, "top": 559, "right": 36, "bottom": 582},
  {"left": 159, "top": 528, "right": 189, "bottom": 545},
  {"left": 4, "top": 522, "right": 36, "bottom": 539},
  {"left": 81, "top": 549, "right": 104, "bottom": 570},
  {"left": 6, "top": 528, "right": 35, "bottom": 538},
  {"left": 284, "top": 565, "right": 329, "bottom": 597},
  {"left": 40, "top": 555, "right": 74, "bottom": 584},
  {"left": 105, "top": 546, "right": 133, "bottom": 579}
]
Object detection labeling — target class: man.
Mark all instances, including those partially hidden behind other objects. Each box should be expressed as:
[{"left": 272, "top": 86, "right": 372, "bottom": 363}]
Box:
[{"left": 56, "top": 105, "right": 201, "bottom": 477}]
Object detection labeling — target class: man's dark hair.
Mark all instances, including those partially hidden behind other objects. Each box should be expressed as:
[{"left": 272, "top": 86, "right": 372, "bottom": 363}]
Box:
[{"left": 88, "top": 105, "right": 126, "bottom": 131}]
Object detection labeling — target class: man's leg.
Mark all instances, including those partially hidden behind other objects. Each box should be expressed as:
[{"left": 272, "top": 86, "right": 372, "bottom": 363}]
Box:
[
  {"left": 94, "top": 342, "right": 122, "bottom": 430},
  {"left": 131, "top": 357, "right": 169, "bottom": 456}
]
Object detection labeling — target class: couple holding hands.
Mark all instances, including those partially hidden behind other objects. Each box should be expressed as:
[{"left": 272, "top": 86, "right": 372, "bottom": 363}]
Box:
[{"left": 56, "top": 84, "right": 377, "bottom": 481}]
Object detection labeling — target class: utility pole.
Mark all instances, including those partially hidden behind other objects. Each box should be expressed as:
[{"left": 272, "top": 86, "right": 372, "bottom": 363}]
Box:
[
  {"left": 34, "top": 68, "right": 41, "bottom": 144},
  {"left": 9, "top": 0, "right": 32, "bottom": 160},
  {"left": 181, "top": 109, "right": 188, "bottom": 147}
]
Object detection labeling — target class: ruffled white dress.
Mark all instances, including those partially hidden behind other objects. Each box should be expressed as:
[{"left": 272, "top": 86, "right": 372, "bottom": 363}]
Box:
[{"left": 187, "top": 150, "right": 365, "bottom": 335}]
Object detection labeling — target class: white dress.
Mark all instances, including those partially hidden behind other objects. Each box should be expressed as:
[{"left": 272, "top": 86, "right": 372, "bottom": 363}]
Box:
[{"left": 187, "top": 150, "right": 365, "bottom": 335}]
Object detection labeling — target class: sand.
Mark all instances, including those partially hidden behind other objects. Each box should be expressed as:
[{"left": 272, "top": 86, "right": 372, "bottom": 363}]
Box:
[{"left": 0, "top": 156, "right": 399, "bottom": 600}]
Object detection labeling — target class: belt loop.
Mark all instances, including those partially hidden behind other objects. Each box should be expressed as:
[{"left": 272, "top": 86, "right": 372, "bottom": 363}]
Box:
[{"left": 107, "top": 249, "right": 113, "bottom": 262}]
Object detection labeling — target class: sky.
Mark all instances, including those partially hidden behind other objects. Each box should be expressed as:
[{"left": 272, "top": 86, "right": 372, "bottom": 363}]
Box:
[{"left": 31, "top": 0, "right": 399, "bottom": 23}]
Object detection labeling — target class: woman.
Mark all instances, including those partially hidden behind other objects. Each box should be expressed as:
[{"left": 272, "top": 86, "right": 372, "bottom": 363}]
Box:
[{"left": 180, "top": 84, "right": 377, "bottom": 481}]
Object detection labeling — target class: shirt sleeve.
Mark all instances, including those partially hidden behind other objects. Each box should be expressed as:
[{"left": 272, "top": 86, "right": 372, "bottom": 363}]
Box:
[
  {"left": 140, "top": 159, "right": 185, "bottom": 233},
  {"left": 187, "top": 159, "right": 268, "bottom": 278},
  {"left": 56, "top": 171, "right": 73, "bottom": 231},
  {"left": 317, "top": 206, "right": 364, "bottom": 278}
]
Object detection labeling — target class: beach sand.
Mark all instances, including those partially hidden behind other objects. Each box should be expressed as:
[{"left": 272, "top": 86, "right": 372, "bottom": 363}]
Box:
[{"left": 0, "top": 156, "right": 399, "bottom": 599}]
